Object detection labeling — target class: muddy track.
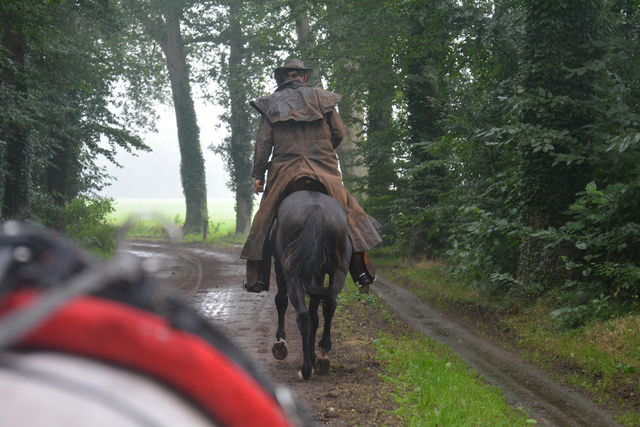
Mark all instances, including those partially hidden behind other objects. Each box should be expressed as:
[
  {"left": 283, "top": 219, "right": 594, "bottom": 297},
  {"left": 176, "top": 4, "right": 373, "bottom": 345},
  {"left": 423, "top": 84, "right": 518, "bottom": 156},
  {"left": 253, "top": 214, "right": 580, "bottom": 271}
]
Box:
[{"left": 125, "top": 240, "right": 622, "bottom": 427}]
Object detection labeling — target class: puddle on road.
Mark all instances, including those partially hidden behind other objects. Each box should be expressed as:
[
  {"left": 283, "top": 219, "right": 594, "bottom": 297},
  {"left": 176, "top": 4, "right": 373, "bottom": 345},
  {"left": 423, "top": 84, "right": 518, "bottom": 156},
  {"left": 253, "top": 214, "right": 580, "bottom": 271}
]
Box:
[
  {"left": 121, "top": 249, "right": 173, "bottom": 259},
  {"left": 194, "top": 286, "right": 269, "bottom": 339},
  {"left": 127, "top": 242, "right": 163, "bottom": 248},
  {"left": 218, "top": 265, "right": 245, "bottom": 275},
  {"left": 195, "top": 288, "right": 235, "bottom": 320}
]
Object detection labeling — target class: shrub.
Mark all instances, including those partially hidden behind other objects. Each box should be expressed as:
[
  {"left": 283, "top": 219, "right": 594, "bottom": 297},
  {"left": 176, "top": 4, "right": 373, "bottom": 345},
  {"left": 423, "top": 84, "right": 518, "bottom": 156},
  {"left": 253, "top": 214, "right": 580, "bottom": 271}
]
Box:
[{"left": 32, "top": 196, "right": 117, "bottom": 257}]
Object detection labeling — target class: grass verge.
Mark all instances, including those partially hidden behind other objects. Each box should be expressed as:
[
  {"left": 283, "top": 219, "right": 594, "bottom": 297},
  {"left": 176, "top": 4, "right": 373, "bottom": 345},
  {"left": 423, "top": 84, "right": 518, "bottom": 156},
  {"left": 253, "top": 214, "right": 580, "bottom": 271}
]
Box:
[
  {"left": 108, "top": 198, "right": 238, "bottom": 242},
  {"left": 371, "top": 247, "right": 640, "bottom": 426},
  {"left": 335, "top": 281, "right": 536, "bottom": 426},
  {"left": 118, "top": 220, "right": 247, "bottom": 251}
]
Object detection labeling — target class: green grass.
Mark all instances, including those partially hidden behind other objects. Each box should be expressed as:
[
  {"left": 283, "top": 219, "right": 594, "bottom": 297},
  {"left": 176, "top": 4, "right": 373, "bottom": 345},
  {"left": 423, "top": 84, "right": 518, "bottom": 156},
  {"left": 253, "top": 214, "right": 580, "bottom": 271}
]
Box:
[
  {"left": 337, "top": 280, "right": 535, "bottom": 426},
  {"left": 375, "top": 335, "right": 536, "bottom": 426},
  {"left": 506, "top": 304, "right": 640, "bottom": 422},
  {"left": 372, "top": 246, "right": 483, "bottom": 306},
  {"left": 108, "top": 198, "right": 237, "bottom": 237}
]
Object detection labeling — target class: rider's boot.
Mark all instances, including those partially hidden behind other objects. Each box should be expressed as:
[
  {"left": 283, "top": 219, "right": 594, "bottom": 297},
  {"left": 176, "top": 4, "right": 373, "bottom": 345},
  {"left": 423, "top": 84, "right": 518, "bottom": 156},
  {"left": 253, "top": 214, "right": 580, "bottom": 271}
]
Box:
[
  {"left": 243, "top": 259, "right": 268, "bottom": 293},
  {"left": 349, "top": 252, "right": 376, "bottom": 293}
]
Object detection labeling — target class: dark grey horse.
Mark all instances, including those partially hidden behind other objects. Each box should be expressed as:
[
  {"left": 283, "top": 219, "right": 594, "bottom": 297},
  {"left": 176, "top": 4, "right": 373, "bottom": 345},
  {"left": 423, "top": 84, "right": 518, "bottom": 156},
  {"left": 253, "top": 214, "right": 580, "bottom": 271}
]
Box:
[{"left": 270, "top": 190, "right": 351, "bottom": 380}]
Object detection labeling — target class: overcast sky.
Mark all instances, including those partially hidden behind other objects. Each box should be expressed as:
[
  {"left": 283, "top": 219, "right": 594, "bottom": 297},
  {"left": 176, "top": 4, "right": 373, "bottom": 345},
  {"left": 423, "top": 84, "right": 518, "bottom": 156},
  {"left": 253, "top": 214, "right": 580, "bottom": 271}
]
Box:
[{"left": 98, "top": 101, "right": 234, "bottom": 200}]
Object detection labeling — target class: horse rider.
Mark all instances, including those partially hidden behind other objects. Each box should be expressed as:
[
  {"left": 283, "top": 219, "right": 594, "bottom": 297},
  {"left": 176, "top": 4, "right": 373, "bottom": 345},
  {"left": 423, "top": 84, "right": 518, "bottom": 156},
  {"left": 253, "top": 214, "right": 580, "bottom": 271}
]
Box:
[{"left": 241, "top": 59, "right": 382, "bottom": 293}]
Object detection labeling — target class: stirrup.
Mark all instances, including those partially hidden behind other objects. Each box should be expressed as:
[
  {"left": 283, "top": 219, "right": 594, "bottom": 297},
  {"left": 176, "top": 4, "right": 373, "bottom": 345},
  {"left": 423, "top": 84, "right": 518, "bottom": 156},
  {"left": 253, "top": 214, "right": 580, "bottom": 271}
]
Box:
[
  {"left": 356, "top": 272, "right": 375, "bottom": 288},
  {"left": 243, "top": 277, "right": 266, "bottom": 293}
]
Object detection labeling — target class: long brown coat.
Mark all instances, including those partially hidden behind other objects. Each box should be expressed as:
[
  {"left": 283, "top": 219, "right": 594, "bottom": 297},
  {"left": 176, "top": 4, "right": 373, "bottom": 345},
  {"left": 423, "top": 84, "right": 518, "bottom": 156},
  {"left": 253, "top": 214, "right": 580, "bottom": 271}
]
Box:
[{"left": 240, "top": 80, "right": 382, "bottom": 260}]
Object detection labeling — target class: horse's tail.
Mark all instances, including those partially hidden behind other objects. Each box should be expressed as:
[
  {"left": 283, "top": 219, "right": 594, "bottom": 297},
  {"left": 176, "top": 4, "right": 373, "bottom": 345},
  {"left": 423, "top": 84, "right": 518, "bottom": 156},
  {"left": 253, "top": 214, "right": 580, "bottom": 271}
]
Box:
[{"left": 283, "top": 205, "right": 331, "bottom": 296}]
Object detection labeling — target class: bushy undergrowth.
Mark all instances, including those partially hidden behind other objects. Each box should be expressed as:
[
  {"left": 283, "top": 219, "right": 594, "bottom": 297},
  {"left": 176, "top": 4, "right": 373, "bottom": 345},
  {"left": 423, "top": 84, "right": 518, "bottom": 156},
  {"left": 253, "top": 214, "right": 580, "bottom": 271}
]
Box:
[
  {"left": 409, "top": 178, "right": 640, "bottom": 330},
  {"left": 546, "top": 181, "right": 640, "bottom": 327},
  {"left": 31, "top": 196, "right": 117, "bottom": 257},
  {"left": 445, "top": 204, "right": 528, "bottom": 295}
]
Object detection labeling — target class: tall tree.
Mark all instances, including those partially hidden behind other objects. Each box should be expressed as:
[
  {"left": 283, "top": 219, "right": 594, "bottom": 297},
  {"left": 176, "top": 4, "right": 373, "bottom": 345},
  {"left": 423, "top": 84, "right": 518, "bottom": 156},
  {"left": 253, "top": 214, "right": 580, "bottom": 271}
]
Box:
[
  {"left": 226, "top": 0, "right": 257, "bottom": 234},
  {"left": 306, "top": 2, "right": 367, "bottom": 188},
  {"left": 37, "top": 0, "right": 151, "bottom": 208},
  {"left": 204, "top": 0, "right": 292, "bottom": 234},
  {"left": 362, "top": 57, "right": 399, "bottom": 231},
  {"left": 401, "top": 0, "right": 459, "bottom": 255},
  {"left": 128, "top": 0, "right": 208, "bottom": 234},
  {"left": 289, "top": 0, "right": 321, "bottom": 84},
  {"left": 333, "top": 99, "right": 367, "bottom": 191},
  {"left": 315, "top": 0, "right": 406, "bottom": 236}
]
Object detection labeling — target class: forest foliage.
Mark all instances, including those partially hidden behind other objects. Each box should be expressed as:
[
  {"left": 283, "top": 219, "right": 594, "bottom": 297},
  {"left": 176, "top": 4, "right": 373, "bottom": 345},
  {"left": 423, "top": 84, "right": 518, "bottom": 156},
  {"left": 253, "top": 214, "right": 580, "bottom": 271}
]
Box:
[{"left": 2, "top": 0, "right": 640, "bottom": 325}]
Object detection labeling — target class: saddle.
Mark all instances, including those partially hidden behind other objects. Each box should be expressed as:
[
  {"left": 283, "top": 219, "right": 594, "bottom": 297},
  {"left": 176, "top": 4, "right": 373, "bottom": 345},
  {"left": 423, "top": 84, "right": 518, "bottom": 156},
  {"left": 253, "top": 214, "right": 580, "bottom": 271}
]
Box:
[{"left": 279, "top": 177, "right": 328, "bottom": 198}]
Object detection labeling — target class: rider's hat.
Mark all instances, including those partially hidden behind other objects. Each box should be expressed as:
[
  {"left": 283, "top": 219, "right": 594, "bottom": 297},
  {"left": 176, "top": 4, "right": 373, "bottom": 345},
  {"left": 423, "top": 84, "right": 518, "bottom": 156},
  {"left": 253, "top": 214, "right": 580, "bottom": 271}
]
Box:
[{"left": 274, "top": 59, "right": 313, "bottom": 85}]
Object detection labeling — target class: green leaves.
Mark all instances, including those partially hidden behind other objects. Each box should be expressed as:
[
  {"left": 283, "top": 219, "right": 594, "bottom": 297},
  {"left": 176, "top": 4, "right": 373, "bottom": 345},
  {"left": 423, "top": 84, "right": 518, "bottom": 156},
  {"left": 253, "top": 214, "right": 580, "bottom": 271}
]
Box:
[
  {"left": 0, "top": 0, "right": 159, "bottom": 222},
  {"left": 586, "top": 181, "right": 598, "bottom": 194},
  {"left": 419, "top": 0, "right": 640, "bottom": 323},
  {"left": 606, "top": 132, "right": 640, "bottom": 153}
]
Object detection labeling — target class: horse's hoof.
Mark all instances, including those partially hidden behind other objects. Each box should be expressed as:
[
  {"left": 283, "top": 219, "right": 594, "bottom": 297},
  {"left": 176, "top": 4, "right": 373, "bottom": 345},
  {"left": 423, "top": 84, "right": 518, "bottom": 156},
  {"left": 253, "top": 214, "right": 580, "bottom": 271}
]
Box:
[
  {"left": 298, "top": 368, "right": 314, "bottom": 381},
  {"left": 315, "top": 355, "right": 330, "bottom": 376},
  {"left": 272, "top": 339, "right": 288, "bottom": 360}
]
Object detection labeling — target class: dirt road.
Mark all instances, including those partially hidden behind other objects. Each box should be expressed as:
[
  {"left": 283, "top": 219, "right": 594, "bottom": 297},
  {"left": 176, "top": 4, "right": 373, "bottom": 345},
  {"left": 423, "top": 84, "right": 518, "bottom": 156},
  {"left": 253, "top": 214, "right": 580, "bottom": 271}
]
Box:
[{"left": 124, "top": 240, "right": 622, "bottom": 427}]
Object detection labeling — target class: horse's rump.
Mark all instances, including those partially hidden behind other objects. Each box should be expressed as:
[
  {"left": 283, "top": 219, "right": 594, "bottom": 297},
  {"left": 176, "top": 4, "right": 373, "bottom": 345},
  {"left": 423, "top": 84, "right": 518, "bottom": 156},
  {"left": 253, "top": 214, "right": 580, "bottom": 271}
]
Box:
[
  {"left": 282, "top": 204, "right": 330, "bottom": 294},
  {"left": 274, "top": 191, "right": 349, "bottom": 295}
]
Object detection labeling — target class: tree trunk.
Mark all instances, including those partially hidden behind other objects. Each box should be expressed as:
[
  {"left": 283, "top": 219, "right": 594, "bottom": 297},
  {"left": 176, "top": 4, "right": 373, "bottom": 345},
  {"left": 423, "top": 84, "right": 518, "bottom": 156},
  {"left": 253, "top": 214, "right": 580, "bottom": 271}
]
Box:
[
  {"left": 289, "top": 0, "right": 323, "bottom": 87},
  {"left": 139, "top": 5, "right": 208, "bottom": 234},
  {"left": 519, "top": 0, "right": 601, "bottom": 229},
  {"left": 365, "top": 69, "right": 396, "bottom": 198},
  {"left": 335, "top": 103, "right": 367, "bottom": 191},
  {"left": 1, "top": 19, "right": 30, "bottom": 220},
  {"left": 229, "top": 0, "right": 254, "bottom": 234},
  {"left": 46, "top": 12, "right": 81, "bottom": 209},
  {"left": 292, "top": 2, "right": 310, "bottom": 51},
  {"left": 47, "top": 138, "right": 72, "bottom": 205},
  {"left": 325, "top": 3, "right": 368, "bottom": 191}
]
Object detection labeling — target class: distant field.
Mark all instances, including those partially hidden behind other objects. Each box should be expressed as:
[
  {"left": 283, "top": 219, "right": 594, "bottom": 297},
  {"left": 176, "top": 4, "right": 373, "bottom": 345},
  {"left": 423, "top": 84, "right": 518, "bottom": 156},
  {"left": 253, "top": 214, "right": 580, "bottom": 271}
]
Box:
[{"left": 108, "top": 198, "right": 236, "bottom": 233}]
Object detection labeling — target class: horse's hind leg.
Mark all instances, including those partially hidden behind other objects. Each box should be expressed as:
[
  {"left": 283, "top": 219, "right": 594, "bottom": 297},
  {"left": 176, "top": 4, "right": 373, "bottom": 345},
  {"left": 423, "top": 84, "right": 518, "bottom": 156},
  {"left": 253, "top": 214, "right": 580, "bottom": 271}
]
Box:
[
  {"left": 315, "top": 272, "right": 344, "bottom": 375},
  {"left": 308, "top": 296, "right": 321, "bottom": 367},
  {"left": 272, "top": 266, "right": 288, "bottom": 360},
  {"left": 314, "top": 294, "right": 335, "bottom": 376},
  {"left": 318, "top": 271, "right": 346, "bottom": 362},
  {"left": 290, "top": 285, "right": 314, "bottom": 380},
  {"left": 319, "top": 294, "right": 338, "bottom": 351}
]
